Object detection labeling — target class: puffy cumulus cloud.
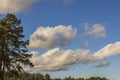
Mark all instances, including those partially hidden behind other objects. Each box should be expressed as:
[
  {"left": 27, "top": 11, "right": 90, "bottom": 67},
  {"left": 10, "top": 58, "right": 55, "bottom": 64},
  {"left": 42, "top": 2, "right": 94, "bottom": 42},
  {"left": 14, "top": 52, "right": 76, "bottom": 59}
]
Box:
[
  {"left": 84, "top": 23, "right": 106, "bottom": 38},
  {"left": 94, "top": 61, "right": 110, "bottom": 68},
  {"left": 0, "top": 0, "right": 38, "bottom": 14},
  {"left": 28, "top": 41, "right": 120, "bottom": 71},
  {"left": 29, "top": 48, "right": 93, "bottom": 71},
  {"left": 28, "top": 25, "right": 77, "bottom": 49}
]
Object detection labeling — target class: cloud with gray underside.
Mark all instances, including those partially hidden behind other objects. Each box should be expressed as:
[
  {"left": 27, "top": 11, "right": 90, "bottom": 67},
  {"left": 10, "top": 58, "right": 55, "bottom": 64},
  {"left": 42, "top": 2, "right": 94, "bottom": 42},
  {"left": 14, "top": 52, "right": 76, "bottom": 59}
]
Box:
[
  {"left": 0, "top": 0, "right": 39, "bottom": 14},
  {"left": 27, "top": 24, "right": 120, "bottom": 71},
  {"left": 28, "top": 41, "right": 120, "bottom": 71},
  {"left": 0, "top": 0, "right": 78, "bottom": 14},
  {"left": 28, "top": 25, "right": 77, "bottom": 49}
]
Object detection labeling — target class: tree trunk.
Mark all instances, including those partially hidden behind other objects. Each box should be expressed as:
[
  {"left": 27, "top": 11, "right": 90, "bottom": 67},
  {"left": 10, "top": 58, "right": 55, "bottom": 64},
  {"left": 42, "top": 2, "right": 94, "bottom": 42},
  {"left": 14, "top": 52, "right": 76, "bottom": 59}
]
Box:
[
  {"left": 0, "top": 60, "right": 4, "bottom": 80},
  {"left": 0, "top": 70, "right": 4, "bottom": 80}
]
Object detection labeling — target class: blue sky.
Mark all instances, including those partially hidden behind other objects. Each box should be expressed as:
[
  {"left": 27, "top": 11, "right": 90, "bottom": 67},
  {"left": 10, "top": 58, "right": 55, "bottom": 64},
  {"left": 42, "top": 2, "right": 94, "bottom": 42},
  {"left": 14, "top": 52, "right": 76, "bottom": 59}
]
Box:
[{"left": 0, "top": 0, "right": 120, "bottom": 80}]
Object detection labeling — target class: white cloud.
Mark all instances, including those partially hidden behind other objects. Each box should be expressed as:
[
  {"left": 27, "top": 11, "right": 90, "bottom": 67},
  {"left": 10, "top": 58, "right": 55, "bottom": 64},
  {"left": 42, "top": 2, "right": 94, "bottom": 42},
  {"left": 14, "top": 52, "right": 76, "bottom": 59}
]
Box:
[
  {"left": 0, "top": 0, "right": 38, "bottom": 14},
  {"left": 94, "top": 61, "right": 110, "bottom": 68},
  {"left": 93, "top": 42, "right": 120, "bottom": 60},
  {"left": 84, "top": 23, "right": 106, "bottom": 38},
  {"left": 28, "top": 41, "right": 120, "bottom": 71},
  {"left": 29, "top": 48, "right": 92, "bottom": 71},
  {"left": 0, "top": 0, "right": 78, "bottom": 14},
  {"left": 28, "top": 25, "right": 77, "bottom": 49},
  {"left": 0, "top": 0, "right": 79, "bottom": 14}
]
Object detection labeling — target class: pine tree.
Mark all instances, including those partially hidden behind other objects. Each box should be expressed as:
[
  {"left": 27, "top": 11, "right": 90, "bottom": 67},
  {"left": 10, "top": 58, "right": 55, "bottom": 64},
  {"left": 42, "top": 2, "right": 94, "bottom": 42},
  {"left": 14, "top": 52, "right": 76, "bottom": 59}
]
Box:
[{"left": 0, "top": 13, "right": 33, "bottom": 80}]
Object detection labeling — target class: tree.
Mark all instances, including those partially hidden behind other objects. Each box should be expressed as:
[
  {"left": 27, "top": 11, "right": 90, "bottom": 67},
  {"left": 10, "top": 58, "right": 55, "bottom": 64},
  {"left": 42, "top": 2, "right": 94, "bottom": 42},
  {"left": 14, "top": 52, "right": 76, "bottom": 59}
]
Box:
[
  {"left": 44, "top": 74, "right": 50, "bottom": 80},
  {"left": 102, "top": 77, "right": 108, "bottom": 80},
  {"left": 87, "top": 76, "right": 108, "bottom": 80},
  {"left": 77, "top": 77, "right": 85, "bottom": 80},
  {"left": 0, "top": 13, "right": 33, "bottom": 80},
  {"left": 87, "top": 77, "right": 97, "bottom": 80}
]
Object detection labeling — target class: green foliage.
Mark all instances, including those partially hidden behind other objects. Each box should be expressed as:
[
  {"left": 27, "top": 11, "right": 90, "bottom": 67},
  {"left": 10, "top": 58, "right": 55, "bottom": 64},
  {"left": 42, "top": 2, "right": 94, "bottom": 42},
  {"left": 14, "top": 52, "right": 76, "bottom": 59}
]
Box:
[
  {"left": 44, "top": 74, "right": 51, "bottom": 80},
  {"left": 77, "top": 77, "right": 85, "bottom": 80},
  {"left": 1, "top": 71, "right": 109, "bottom": 80},
  {"left": 0, "top": 13, "right": 33, "bottom": 80},
  {"left": 87, "top": 77, "right": 108, "bottom": 80}
]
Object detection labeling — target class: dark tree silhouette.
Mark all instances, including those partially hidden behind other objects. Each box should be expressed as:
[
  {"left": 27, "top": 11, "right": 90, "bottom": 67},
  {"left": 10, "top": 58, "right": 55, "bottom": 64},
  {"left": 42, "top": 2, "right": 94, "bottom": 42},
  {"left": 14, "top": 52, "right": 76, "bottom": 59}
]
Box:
[
  {"left": 0, "top": 13, "right": 33, "bottom": 80},
  {"left": 44, "top": 74, "right": 51, "bottom": 80}
]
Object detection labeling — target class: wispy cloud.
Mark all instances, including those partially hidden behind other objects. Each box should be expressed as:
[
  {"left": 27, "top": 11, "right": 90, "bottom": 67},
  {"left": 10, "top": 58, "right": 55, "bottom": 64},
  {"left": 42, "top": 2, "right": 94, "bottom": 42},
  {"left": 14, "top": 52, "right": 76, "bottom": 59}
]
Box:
[
  {"left": 82, "top": 41, "right": 89, "bottom": 48},
  {"left": 28, "top": 41, "right": 120, "bottom": 71},
  {"left": 94, "top": 61, "right": 110, "bottom": 68},
  {"left": 0, "top": 0, "right": 39, "bottom": 14},
  {"left": 84, "top": 23, "right": 106, "bottom": 39},
  {"left": 42, "top": 0, "right": 77, "bottom": 4},
  {"left": 28, "top": 25, "right": 77, "bottom": 49}
]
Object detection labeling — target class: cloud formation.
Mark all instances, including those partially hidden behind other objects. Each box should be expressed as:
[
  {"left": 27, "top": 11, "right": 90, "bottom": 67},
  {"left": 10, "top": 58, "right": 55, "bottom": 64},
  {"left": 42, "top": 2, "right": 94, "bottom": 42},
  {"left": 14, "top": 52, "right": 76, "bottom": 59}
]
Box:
[
  {"left": 94, "top": 61, "right": 110, "bottom": 68},
  {"left": 93, "top": 42, "right": 120, "bottom": 60},
  {"left": 0, "top": 0, "right": 38, "bottom": 14},
  {"left": 84, "top": 23, "right": 106, "bottom": 38},
  {"left": 29, "top": 48, "right": 92, "bottom": 71},
  {"left": 0, "top": 0, "right": 78, "bottom": 14},
  {"left": 28, "top": 25, "right": 77, "bottom": 49},
  {"left": 29, "top": 41, "right": 120, "bottom": 71}
]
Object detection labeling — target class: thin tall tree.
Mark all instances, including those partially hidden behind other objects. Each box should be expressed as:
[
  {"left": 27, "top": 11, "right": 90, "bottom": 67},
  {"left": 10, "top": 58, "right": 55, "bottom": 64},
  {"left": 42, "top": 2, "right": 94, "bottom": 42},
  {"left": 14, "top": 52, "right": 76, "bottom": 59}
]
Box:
[{"left": 0, "top": 13, "right": 33, "bottom": 80}]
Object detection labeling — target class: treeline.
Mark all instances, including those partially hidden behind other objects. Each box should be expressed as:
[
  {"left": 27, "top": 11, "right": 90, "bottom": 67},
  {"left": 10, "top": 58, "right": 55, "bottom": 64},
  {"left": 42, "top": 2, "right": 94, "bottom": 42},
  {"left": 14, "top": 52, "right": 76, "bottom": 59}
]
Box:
[{"left": 3, "top": 71, "right": 109, "bottom": 80}]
